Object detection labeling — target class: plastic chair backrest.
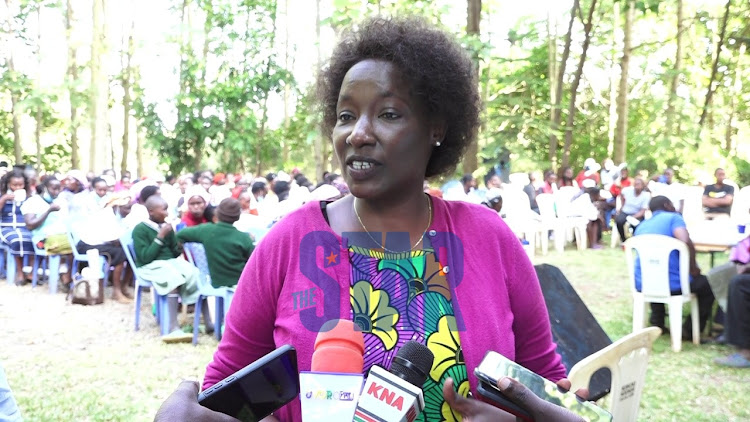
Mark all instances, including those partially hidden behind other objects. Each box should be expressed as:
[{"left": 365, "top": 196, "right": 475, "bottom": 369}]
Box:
[
  {"left": 624, "top": 234, "right": 690, "bottom": 301},
  {"left": 535, "top": 193, "right": 557, "bottom": 223},
  {"left": 568, "top": 327, "right": 661, "bottom": 422},
  {"left": 183, "top": 242, "right": 212, "bottom": 290},
  {"left": 730, "top": 185, "right": 750, "bottom": 222},
  {"left": 681, "top": 186, "right": 706, "bottom": 224},
  {"left": 502, "top": 189, "right": 531, "bottom": 220},
  {"left": 119, "top": 232, "right": 139, "bottom": 277}
]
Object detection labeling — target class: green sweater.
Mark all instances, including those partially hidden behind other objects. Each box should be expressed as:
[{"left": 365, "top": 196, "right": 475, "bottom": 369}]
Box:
[
  {"left": 132, "top": 222, "right": 182, "bottom": 267},
  {"left": 176, "top": 222, "right": 254, "bottom": 288}
]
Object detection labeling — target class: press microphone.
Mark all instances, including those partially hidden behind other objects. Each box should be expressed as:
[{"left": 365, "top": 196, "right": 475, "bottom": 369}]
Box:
[
  {"left": 299, "top": 319, "right": 366, "bottom": 421},
  {"left": 353, "top": 341, "right": 434, "bottom": 422}
]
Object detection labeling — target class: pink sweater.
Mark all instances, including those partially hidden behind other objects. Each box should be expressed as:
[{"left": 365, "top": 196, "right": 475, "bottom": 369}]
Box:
[{"left": 203, "top": 197, "right": 565, "bottom": 421}]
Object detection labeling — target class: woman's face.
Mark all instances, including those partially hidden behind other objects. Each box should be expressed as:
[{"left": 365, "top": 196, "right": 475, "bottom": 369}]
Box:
[
  {"left": 200, "top": 177, "right": 212, "bottom": 191},
  {"left": 332, "top": 59, "right": 439, "bottom": 202},
  {"left": 564, "top": 168, "right": 573, "bottom": 179},
  {"left": 47, "top": 180, "right": 62, "bottom": 198},
  {"left": 188, "top": 196, "right": 207, "bottom": 218},
  {"left": 93, "top": 181, "right": 108, "bottom": 198},
  {"left": 8, "top": 177, "right": 24, "bottom": 192}
]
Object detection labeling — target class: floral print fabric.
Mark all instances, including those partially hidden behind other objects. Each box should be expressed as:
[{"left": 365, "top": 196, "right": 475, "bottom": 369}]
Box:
[{"left": 348, "top": 244, "right": 467, "bottom": 422}]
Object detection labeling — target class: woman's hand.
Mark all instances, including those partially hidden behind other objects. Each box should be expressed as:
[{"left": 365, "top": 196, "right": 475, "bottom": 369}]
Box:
[
  {"left": 444, "top": 377, "right": 587, "bottom": 422},
  {"left": 154, "top": 380, "right": 239, "bottom": 422},
  {"left": 1, "top": 193, "right": 14, "bottom": 202},
  {"left": 48, "top": 203, "right": 61, "bottom": 212}
]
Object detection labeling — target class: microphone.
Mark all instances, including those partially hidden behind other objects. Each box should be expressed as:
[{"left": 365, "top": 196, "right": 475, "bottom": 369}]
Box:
[
  {"left": 299, "top": 319, "right": 366, "bottom": 421},
  {"left": 353, "top": 341, "right": 434, "bottom": 422}
]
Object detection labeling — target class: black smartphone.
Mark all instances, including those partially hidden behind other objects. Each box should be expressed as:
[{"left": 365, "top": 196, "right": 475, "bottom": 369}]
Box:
[
  {"left": 198, "top": 345, "right": 299, "bottom": 422},
  {"left": 474, "top": 351, "right": 612, "bottom": 422}
]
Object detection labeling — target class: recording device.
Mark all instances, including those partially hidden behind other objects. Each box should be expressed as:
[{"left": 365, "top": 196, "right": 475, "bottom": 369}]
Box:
[
  {"left": 198, "top": 345, "right": 299, "bottom": 422},
  {"left": 299, "top": 319, "right": 365, "bottom": 421},
  {"left": 474, "top": 351, "right": 612, "bottom": 422},
  {"left": 353, "top": 341, "right": 434, "bottom": 422}
]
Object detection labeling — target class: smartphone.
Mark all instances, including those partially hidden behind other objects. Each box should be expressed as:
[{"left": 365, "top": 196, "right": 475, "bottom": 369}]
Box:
[
  {"left": 474, "top": 351, "right": 612, "bottom": 422},
  {"left": 198, "top": 345, "right": 299, "bottom": 422}
]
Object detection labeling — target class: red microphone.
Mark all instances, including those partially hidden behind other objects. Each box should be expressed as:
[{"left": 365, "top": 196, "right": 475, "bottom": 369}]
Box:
[{"left": 300, "top": 320, "right": 366, "bottom": 421}]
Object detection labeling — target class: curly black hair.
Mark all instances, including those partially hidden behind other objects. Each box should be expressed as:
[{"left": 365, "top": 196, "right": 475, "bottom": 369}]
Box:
[
  {"left": 318, "top": 16, "right": 481, "bottom": 178},
  {"left": 0, "top": 169, "right": 30, "bottom": 194}
]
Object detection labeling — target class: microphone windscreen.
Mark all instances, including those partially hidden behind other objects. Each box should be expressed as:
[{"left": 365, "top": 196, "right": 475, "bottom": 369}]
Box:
[
  {"left": 390, "top": 341, "right": 434, "bottom": 387},
  {"left": 311, "top": 319, "right": 365, "bottom": 373}
]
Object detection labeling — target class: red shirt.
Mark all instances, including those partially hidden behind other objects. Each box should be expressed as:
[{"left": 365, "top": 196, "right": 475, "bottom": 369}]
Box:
[{"left": 610, "top": 177, "right": 632, "bottom": 197}]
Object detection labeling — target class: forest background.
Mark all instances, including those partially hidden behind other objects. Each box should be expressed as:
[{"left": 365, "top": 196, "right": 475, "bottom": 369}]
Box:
[{"left": 1, "top": 0, "right": 749, "bottom": 187}]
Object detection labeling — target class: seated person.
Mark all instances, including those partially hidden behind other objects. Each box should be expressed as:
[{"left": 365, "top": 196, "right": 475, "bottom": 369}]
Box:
[
  {"left": 124, "top": 184, "right": 160, "bottom": 229},
  {"left": 482, "top": 188, "right": 503, "bottom": 214},
  {"left": 133, "top": 196, "right": 204, "bottom": 342},
  {"left": 22, "top": 176, "right": 74, "bottom": 285},
  {"left": 575, "top": 158, "right": 601, "bottom": 188},
  {"left": 178, "top": 187, "right": 210, "bottom": 229},
  {"left": 571, "top": 185, "right": 608, "bottom": 249},
  {"left": 702, "top": 168, "right": 734, "bottom": 219},
  {"left": 715, "top": 236, "right": 750, "bottom": 368},
  {"left": 0, "top": 169, "right": 35, "bottom": 285},
  {"left": 538, "top": 170, "right": 558, "bottom": 194},
  {"left": 72, "top": 201, "right": 130, "bottom": 303},
  {"left": 523, "top": 172, "right": 539, "bottom": 214},
  {"left": 634, "top": 196, "right": 715, "bottom": 339},
  {"left": 176, "top": 198, "right": 254, "bottom": 289},
  {"left": 615, "top": 177, "right": 650, "bottom": 243}
]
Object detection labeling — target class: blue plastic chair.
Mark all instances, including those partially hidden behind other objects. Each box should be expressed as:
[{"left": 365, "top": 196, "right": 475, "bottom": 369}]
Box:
[
  {"left": 31, "top": 241, "right": 61, "bottom": 294},
  {"left": 0, "top": 243, "right": 8, "bottom": 283},
  {"left": 183, "top": 242, "right": 233, "bottom": 345},
  {"left": 120, "top": 232, "right": 169, "bottom": 336},
  {"left": 3, "top": 243, "right": 29, "bottom": 286}
]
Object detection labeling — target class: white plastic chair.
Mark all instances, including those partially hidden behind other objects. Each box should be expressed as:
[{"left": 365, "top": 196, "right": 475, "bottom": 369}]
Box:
[
  {"left": 536, "top": 193, "right": 566, "bottom": 253},
  {"left": 501, "top": 189, "right": 546, "bottom": 256},
  {"left": 730, "top": 185, "right": 750, "bottom": 223},
  {"left": 681, "top": 186, "right": 706, "bottom": 225},
  {"left": 553, "top": 190, "right": 588, "bottom": 250},
  {"left": 120, "top": 232, "right": 169, "bottom": 335},
  {"left": 568, "top": 327, "right": 661, "bottom": 422},
  {"left": 624, "top": 234, "right": 699, "bottom": 352}
]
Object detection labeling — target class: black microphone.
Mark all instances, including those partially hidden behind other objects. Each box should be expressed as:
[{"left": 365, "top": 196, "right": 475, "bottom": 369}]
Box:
[{"left": 353, "top": 341, "right": 434, "bottom": 422}]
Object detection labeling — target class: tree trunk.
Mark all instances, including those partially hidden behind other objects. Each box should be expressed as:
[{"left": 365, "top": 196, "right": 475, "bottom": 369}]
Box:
[
  {"left": 561, "top": 0, "right": 599, "bottom": 168},
  {"left": 66, "top": 0, "right": 80, "bottom": 169},
  {"left": 4, "top": 0, "right": 23, "bottom": 164},
  {"left": 550, "top": 0, "right": 578, "bottom": 170},
  {"left": 121, "top": 19, "right": 134, "bottom": 176},
  {"left": 725, "top": 42, "right": 746, "bottom": 152},
  {"left": 613, "top": 0, "right": 634, "bottom": 164},
  {"left": 698, "top": 0, "right": 731, "bottom": 133},
  {"left": 664, "top": 0, "right": 683, "bottom": 140},
  {"left": 313, "top": 0, "right": 325, "bottom": 182},
  {"left": 462, "top": 0, "right": 481, "bottom": 175},
  {"left": 282, "top": 0, "right": 291, "bottom": 166},
  {"left": 35, "top": 7, "right": 43, "bottom": 168},
  {"left": 89, "top": 0, "right": 107, "bottom": 173},
  {"left": 136, "top": 127, "right": 144, "bottom": 178},
  {"left": 606, "top": 1, "right": 620, "bottom": 158},
  {"left": 255, "top": 1, "right": 279, "bottom": 176}
]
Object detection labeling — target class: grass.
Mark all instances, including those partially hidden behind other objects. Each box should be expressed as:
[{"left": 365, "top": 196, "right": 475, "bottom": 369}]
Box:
[
  {"left": 1, "top": 233, "right": 748, "bottom": 421},
  {"left": 536, "top": 232, "right": 750, "bottom": 422}
]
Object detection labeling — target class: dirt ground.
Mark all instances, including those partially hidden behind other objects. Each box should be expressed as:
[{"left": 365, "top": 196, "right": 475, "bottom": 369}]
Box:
[{"left": 0, "top": 280, "right": 218, "bottom": 421}]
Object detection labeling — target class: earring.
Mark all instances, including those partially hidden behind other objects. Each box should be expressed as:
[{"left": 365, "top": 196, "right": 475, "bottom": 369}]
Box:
[{"left": 435, "top": 141, "right": 441, "bottom": 147}]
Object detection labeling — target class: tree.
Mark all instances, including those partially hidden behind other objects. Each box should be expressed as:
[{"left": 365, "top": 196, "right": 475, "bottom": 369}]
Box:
[
  {"left": 65, "top": 0, "right": 81, "bottom": 169},
  {"left": 663, "top": 0, "right": 684, "bottom": 140},
  {"left": 462, "top": 0, "right": 481, "bottom": 174},
  {"left": 3, "top": 0, "right": 25, "bottom": 164},
  {"left": 561, "top": 0, "right": 599, "bottom": 168},
  {"left": 89, "top": 0, "right": 107, "bottom": 172},
  {"left": 613, "top": 0, "right": 635, "bottom": 164},
  {"left": 698, "top": 0, "right": 732, "bottom": 133},
  {"left": 120, "top": 12, "right": 134, "bottom": 176},
  {"left": 549, "top": 0, "right": 578, "bottom": 170}
]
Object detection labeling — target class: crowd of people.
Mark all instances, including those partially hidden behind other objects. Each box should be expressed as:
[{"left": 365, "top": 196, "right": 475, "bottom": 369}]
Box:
[{"left": 2, "top": 14, "right": 748, "bottom": 422}]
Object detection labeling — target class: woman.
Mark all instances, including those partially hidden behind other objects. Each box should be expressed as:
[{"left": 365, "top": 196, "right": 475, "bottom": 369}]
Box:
[
  {"left": 161, "top": 17, "right": 578, "bottom": 422},
  {"left": 0, "top": 169, "right": 35, "bottom": 285},
  {"left": 558, "top": 166, "right": 579, "bottom": 189},
  {"left": 178, "top": 186, "right": 210, "bottom": 228},
  {"left": 22, "top": 176, "right": 74, "bottom": 285}
]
